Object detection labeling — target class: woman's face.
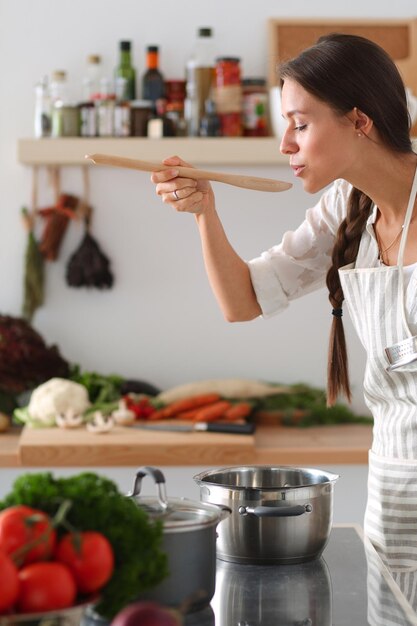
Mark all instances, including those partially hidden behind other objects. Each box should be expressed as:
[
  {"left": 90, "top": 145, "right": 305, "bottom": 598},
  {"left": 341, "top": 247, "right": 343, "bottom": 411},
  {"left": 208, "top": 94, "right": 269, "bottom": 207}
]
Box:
[{"left": 280, "top": 79, "right": 357, "bottom": 193}]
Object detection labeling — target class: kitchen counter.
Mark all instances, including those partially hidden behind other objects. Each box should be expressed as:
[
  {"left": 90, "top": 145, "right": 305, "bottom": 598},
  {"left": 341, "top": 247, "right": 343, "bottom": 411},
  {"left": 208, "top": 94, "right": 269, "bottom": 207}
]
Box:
[
  {"left": 0, "top": 423, "right": 373, "bottom": 467},
  {"left": 79, "top": 525, "right": 417, "bottom": 626}
]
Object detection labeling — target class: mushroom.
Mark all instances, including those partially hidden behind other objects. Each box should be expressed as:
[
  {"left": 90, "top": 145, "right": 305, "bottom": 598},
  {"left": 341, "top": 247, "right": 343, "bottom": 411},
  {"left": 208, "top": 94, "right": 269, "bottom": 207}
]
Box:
[
  {"left": 56, "top": 409, "right": 84, "bottom": 429},
  {"left": 111, "top": 399, "right": 136, "bottom": 426},
  {"left": 86, "top": 411, "right": 114, "bottom": 434}
]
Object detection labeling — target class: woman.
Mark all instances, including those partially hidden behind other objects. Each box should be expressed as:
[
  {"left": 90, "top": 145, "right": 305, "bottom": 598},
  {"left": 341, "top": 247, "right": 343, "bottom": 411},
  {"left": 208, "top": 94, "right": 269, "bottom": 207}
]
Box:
[{"left": 151, "top": 34, "right": 417, "bottom": 588}]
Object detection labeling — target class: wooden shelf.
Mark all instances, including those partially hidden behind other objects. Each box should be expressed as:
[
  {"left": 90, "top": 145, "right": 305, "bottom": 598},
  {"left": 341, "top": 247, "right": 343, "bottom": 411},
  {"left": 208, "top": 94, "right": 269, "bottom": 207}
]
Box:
[{"left": 17, "top": 137, "right": 288, "bottom": 167}]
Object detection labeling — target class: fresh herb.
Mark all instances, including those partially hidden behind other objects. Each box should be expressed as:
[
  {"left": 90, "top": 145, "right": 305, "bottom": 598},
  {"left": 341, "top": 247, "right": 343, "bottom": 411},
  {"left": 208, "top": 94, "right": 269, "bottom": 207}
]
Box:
[
  {"left": 257, "top": 382, "right": 373, "bottom": 427},
  {"left": 0, "top": 471, "right": 168, "bottom": 619},
  {"left": 69, "top": 365, "right": 124, "bottom": 404}
]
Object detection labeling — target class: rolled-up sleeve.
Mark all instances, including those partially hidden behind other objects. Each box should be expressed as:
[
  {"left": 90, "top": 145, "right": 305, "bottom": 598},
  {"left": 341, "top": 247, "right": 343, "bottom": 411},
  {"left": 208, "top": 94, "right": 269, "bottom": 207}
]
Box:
[{"left": 247, "top": 179, "right": 349, "bottom": 318}]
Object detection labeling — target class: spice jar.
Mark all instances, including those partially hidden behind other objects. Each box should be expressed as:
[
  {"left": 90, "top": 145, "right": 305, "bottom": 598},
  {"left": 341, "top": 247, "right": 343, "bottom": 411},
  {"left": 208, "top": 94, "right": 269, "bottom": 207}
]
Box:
[
  {"left": 214, "top": 57, "right": 242, "bottom": 136},
  {"left": 51, "top": 102, "right": 80, "bottom": 137},
  {"left": 242, "top": 78, "right": 269, "bottom": 137},
  {"left": 130, "top": 100, "right": 153, "bottom": 136}
]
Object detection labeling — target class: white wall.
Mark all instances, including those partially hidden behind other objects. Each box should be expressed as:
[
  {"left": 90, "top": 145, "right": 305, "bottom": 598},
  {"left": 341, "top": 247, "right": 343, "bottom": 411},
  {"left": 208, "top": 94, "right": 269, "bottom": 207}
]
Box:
[
  {"left": 0, "top": 465, "right": 368, "bottom": 525},
  {"left": 1, "top": 0, "right": 416, "bottom": 416}
]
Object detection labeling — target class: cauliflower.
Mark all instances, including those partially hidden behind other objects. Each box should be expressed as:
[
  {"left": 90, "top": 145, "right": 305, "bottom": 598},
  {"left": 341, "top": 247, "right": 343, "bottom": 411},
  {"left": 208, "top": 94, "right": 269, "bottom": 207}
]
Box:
[{"left": 27, "top": 377, "right": 91, "bottom": 426}]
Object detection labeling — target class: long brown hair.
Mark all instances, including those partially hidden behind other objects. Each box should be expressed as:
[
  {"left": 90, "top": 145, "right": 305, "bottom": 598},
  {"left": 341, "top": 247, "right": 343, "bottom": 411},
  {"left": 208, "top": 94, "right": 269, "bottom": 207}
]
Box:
[{"left": 279, "top": 34, "right": 413, "bottom": 405}]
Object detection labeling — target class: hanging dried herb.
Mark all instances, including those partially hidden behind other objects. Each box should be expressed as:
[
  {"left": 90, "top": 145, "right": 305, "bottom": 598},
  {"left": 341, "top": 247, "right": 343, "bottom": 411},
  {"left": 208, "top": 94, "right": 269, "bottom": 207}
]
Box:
[
  {"left": 66, "top": 229, "right": 114, "bottom": 289},
  {"left": 39, "top": 194, "right": 79, "bottom": 261},
  {"left": 66, "top": 211, "right": 114, "bottom": 289},
  {"left": 21, "top": 207, "right": 44, "bottom": 322}
]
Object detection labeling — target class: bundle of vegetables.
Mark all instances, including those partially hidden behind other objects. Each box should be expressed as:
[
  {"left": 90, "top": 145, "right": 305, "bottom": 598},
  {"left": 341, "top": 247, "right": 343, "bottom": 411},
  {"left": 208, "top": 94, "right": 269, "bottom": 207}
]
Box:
[
  {"left": 148, "top": 393, "right": 254, "bottom": 423},
  {"left": 0, "top": 471, "right": 168, "bottom": 619},
  {"left": 0, "top": 315, "right": 69, "bottom": 397},
  {"left": 153, "top": 379, "right": 372, "bottom": 427}
]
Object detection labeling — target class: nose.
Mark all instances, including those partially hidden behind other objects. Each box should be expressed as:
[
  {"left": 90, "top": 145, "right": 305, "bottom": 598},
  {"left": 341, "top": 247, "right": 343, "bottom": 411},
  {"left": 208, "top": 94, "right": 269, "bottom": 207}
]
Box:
[{"left": 280, "top": 128, "right": 298, "bottom": 156}]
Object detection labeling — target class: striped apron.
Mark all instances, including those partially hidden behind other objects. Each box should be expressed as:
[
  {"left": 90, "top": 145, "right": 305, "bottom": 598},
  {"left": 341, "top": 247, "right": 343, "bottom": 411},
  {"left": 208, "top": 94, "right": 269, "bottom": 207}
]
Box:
[{"left": 339, "top": 168, "right": 417, "bottom": 617}]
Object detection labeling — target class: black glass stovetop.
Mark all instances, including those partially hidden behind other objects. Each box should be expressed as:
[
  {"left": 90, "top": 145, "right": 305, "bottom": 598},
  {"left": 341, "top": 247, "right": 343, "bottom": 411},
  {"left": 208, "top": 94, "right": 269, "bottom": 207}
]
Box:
[{"left": 83, "top": 526, "right": 417, "bottom": 626}]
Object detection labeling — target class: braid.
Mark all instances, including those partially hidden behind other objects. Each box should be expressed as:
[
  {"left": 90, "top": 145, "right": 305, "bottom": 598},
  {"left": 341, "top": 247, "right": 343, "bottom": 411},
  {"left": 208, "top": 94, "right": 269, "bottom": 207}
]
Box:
[{"left": 326, "top": 188, "right": 373, "bottom": 405}]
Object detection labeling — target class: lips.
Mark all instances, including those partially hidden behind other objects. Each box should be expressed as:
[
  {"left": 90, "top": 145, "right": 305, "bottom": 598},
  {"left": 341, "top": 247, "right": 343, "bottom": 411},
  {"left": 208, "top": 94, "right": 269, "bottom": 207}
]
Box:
[{"left": 291, "top": 164, "right": 305, "bottom": 177}]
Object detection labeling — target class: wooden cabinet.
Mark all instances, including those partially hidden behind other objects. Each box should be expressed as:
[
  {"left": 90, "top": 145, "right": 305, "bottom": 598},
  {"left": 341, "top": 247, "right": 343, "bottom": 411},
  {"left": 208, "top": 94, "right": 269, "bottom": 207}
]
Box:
[{"left": 268, "top": 18, "right": 417, "bottom": 135}]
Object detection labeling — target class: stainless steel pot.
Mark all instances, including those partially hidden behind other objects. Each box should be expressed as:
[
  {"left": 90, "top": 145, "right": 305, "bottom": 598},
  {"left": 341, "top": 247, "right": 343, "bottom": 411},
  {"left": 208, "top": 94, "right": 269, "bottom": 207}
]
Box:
[
  {"left": 194, "top": 465, "right": 339, "bottom": 565},
  {"left": 128, "top": 466, "right": 230, "bottom": 612}
]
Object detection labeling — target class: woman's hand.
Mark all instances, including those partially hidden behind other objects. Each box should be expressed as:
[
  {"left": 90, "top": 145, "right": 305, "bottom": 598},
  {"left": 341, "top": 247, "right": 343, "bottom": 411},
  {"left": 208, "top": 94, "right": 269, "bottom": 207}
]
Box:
[{"left": 151, "top": 155, "right": 214, "bottom": 214}]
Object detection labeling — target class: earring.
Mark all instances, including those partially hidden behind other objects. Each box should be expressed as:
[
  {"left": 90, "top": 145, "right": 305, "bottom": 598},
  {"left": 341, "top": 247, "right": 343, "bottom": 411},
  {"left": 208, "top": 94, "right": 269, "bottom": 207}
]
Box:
[{"left": 357, "top": 132, "right": 362, "bottom": 137}]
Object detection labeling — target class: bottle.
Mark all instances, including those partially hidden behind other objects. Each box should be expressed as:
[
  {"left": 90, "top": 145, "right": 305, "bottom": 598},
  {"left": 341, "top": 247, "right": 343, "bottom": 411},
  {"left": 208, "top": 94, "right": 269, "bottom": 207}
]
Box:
[
  {"left": 115, "top": 40, "right": 136, "bottom": 101},
  {"left": 199, "top": 99, "right": 221, "bottom": 137},
  {"left": 50, "top": 70, "right": 68, "bottom": 105},
  {"left": 82, "top": 54, "right": 102, "bottom": 101},
  {"left": 142, "top": 46, "right": 165, "bottom": 112},
  {"left": 114, "top": 77, "right": 131, "bottom": 137},
  {"left": 34, "top": 75, "right": 51, "bottom": 137},
  {"left": 184, "top": 27, "right": 215, "bottom": 136},
  {"left": 96, "top": 77, "right": 115, "bottom": 136}
]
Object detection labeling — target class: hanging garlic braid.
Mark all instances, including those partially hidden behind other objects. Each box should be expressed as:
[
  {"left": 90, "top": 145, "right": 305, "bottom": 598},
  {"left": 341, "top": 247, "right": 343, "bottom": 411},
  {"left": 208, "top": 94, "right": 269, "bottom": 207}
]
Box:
[{"left": 279, "top": 33, "right": 413, "bottom": 405}]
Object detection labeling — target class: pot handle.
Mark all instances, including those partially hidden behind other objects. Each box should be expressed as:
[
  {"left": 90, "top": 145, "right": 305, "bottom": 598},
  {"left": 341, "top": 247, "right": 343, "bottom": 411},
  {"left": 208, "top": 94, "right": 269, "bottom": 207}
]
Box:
[
  {"left": 239, "top": 503, "right": 312, "bottom": 517},
  {"left": 127, "top": 466, "right": 168, "bottom": 510}
]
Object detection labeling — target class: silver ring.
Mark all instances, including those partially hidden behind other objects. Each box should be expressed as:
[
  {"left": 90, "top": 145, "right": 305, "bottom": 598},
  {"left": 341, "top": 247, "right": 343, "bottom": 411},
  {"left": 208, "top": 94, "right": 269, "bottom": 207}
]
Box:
[{"left": 173, "top": 190, "right": 180, "bottom": 201}]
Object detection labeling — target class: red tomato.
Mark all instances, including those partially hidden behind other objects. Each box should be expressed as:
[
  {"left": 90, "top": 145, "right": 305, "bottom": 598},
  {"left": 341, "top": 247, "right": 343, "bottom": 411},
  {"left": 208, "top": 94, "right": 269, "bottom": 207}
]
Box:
[
  {"left": 0, "top": 505, "right": 56, "bottom": 565},
  {"left": 17, "top": 562, "right": 77, "bottom": 613},
  {"left": 0, "top": 549, "right": 20, "bottom": 613},
  {"left": 56, "top": 531, "right": 114, "bottom": 594}
]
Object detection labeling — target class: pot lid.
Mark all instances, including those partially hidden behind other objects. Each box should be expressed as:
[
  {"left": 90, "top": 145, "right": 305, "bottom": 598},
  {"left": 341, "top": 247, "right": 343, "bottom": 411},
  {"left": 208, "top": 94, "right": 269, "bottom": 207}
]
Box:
[{"left": 133, "top": 496, "right": 224, "bottom": 532}]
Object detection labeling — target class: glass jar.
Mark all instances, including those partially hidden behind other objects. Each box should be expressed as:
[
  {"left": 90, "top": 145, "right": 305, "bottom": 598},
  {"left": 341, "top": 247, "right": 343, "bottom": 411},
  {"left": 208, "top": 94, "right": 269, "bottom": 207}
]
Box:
[
  {"left": 242, "top": 78, "right": 269, "bottom": 137},
  {"left": 214, "top": 57, "right": 242, "bottom": 136},
  {"left": 51, "top": 102, "right": 80, "bottom": 137},
  {"left": 130, "top": 100, "right": 152, "bottom": 136}
]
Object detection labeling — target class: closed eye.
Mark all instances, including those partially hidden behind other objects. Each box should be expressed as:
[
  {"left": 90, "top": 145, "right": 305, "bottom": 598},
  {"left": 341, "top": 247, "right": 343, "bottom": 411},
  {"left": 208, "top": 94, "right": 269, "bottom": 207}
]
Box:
[{"left": 295, "top": 124, "right": 307, "bottom": 132}]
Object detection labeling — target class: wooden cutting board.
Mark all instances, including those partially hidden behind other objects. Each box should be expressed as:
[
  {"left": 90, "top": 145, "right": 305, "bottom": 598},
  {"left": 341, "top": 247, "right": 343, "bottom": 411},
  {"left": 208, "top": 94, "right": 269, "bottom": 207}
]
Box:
[{"left": 18, "top": 423, "right": 255, "bottom": 467}]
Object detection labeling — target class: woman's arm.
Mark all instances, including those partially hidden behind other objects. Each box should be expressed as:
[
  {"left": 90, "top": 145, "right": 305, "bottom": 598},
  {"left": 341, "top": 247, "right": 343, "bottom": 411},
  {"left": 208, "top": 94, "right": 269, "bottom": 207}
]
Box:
[{"left": 151, "top": 156, "right": 262, "bottom": 322}]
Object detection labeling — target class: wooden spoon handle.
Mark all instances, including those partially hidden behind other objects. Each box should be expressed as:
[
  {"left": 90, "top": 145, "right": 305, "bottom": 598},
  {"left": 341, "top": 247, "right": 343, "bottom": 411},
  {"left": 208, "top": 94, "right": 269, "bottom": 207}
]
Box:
[{"left": 85, "top": 153, "right": 292, "bottom": 193}]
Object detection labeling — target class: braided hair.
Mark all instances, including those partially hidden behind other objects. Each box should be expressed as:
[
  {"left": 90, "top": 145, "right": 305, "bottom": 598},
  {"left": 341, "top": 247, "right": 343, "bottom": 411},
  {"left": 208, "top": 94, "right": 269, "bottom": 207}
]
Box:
[{"left": 279, "top": 34, "right": 413, "bottom": 405}]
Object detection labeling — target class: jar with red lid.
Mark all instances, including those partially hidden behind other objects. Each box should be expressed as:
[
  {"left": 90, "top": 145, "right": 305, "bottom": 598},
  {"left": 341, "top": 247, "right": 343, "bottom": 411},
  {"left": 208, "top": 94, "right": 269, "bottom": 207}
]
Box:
[
  {"left": 242, "top": 78, "right": 269, "bottom": 137},
  {"left": 214, "top": 57, "right": 242, "bottom": 136}
]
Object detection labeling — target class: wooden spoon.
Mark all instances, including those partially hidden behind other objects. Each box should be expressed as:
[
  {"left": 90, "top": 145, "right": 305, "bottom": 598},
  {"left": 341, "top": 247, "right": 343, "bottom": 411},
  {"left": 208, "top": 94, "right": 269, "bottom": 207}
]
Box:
[{"left": 85, "top": 153, "right": 292, "bottom": 193}]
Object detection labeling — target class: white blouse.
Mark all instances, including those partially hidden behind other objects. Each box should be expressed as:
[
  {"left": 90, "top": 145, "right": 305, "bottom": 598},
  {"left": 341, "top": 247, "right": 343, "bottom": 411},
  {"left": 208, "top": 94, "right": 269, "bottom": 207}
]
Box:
[{"left": 247, "top": 178, "right": 385, "bottom": 318}]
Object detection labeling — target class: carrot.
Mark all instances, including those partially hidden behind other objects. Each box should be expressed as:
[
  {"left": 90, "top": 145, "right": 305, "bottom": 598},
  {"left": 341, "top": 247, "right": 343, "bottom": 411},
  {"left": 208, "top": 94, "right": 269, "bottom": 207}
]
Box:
[
  {"left": 163, "top": 393, "right": 221, "bottom": 418},
  {"left": 175, "top": 408, "right": 206, "bottom": 421},
  {"left": 147, "top": 407, "right": 172, "bottom": 421},
  {"left": 193, "top": 400, "right": 232, "bottom": 422},
  {"left": 223, "top": 402, "right": 253, "bottom": 421}
]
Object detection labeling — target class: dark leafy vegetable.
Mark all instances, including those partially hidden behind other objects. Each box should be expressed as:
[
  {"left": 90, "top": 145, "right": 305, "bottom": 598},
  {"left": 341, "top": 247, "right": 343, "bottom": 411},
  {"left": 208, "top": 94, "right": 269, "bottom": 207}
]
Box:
[
  {"left": 0, "top": 472, "right": 168, "bottom": 619},
  {"left": 0, "top": 315, "right": 69, "bottom": 394}
]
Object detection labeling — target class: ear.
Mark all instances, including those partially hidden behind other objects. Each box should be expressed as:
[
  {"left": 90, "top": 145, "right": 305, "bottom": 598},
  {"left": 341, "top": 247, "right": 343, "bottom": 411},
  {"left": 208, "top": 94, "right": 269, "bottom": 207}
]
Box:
[{"left": 347, "top": 107, "right": 373, "bottom": 136}]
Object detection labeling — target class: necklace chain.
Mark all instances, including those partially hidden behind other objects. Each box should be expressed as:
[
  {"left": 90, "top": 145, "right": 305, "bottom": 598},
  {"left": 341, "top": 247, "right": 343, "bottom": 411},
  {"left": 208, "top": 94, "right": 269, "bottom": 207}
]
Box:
[{"left": 376, "top": 218, "right": 414, "bottom": 265}]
